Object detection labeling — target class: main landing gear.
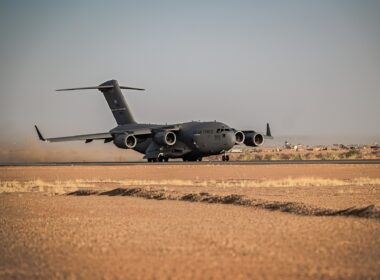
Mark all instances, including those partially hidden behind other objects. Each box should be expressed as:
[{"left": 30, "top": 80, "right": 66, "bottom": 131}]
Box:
[
  {"left": 182, "top": 156, "right": 203, "bottom": 162},
  {"left": 147, "top": 154, "right": 169, "bottom": 162},
  {"left": 158, "top": 155, "right": 169, "bottom": 162}
]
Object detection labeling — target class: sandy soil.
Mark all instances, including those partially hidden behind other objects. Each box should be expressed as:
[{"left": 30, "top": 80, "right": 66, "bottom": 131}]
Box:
[{"left": 1, "top": 164, "right": 380, "bottom": 279}]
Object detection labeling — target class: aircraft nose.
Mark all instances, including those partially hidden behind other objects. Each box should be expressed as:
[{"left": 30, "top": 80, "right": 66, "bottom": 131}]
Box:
[{"left": 225, "top": 131, "right": 236, "bottom": 149}]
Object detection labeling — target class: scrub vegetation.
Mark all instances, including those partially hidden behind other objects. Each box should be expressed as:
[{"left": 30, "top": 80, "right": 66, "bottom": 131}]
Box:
[
  {"left": 2, "top": 177, "right": 380, "bottom": 194},
  {"left": 224, "top": 146, "right": 380, "bottom": 161}
]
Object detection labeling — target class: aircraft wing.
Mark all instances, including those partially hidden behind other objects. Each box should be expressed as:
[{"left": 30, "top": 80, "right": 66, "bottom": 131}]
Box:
[
  {"left": 152, "top": 124, "right": 181, "bottom": 132},
  {"left": 111, "top": 124, "right": 182, "bottom": 137},
  {"left": 35, "top": 125, "right": 112, "bottom": 143},
  {"left": 242, "top": 123, "right": 273, "bottom": 139}
]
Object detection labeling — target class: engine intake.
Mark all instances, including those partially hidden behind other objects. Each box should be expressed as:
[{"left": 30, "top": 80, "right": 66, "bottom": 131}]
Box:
[
  {"left": 153, "top": 131, "right": 177, "bottom": 146},
  {"left": 244, "top": 132, "right": 264, "bottom": 147},
  {"left": 113, "top": 134, "right": 137, "bottom": 149},
  {"left": 235, "top": 131, "right": 245, "bottom": 145}
]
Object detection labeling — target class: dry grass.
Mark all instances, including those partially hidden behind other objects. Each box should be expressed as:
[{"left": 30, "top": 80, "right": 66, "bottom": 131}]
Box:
[
  {"left": 106, "top": 177, "right": 380, "bottom": 188},
  {"left": 0, "top": 179, "right": 93, "bottom": 194},
  {"left": 217, "top": 146, "right": 380, "bottom": 161},
  {"left": 1, "top": 177, "right": 380, "bottom": 194}
]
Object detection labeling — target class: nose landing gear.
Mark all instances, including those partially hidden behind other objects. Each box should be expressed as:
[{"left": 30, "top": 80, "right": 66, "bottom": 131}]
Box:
[{"left": 222, "top": 154, "right": 230, "bottom": 161}]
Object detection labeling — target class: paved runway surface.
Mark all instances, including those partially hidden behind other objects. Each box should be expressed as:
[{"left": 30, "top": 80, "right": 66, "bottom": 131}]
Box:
[{"left": 1, "top": 159, "right": 380, "bottom": 166}]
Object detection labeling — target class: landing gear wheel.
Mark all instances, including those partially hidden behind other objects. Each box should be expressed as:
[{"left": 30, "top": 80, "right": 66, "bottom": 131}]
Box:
[
  {"left": 157, "top": 154, "right": 168, "bottom": 162},
  {"left": 182, "top": 156, "right": 199, "bottom": 162},
  {"left": 222, "top": 155, "right": 230, "bottom": 162}
]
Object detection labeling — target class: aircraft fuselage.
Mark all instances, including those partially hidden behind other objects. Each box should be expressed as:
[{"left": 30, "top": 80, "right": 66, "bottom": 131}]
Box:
[{"left": 111, "top": 121, "right": 236, "bottom": 161}]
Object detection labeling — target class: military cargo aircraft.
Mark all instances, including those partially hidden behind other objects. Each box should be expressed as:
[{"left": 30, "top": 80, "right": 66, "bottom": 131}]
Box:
[{"left": 35, "top": 79, "right": 272, "bottom": 162}]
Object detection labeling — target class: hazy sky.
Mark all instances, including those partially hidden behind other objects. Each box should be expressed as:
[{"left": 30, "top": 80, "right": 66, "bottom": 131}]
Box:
[{"left": 1, "top": 0, "right": 379, "bottom": 147}]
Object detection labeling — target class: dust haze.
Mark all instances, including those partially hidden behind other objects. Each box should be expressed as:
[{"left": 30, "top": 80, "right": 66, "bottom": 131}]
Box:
[
  {"left": 0, "top": 137, "right": 142, "bottom": 162},
  {"left": 1, "top": 1, "right": 380, "bottom": 160}
]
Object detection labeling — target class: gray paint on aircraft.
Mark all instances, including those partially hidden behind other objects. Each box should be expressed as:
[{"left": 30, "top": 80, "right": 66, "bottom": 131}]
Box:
[{"left": 35, "top": 80, "right": 272, "bottom": 162}]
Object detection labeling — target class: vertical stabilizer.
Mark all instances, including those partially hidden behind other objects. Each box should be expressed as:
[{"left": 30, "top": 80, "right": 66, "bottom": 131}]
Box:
[{"left": 98, "top": 80, "right": 137, "bottom": 125}]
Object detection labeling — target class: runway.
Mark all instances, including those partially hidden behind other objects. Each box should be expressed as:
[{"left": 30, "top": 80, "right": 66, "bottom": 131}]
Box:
[{"left": 1, "top": 159, "right": 380, "bottom": 166}]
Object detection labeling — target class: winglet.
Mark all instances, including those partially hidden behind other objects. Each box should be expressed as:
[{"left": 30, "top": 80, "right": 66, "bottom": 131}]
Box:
[
  {"left": 266, "top": 123, "right": 272, "bottom": 137},
  {"left": 34, "top": 125, "right": 46, "bottom": 142}
]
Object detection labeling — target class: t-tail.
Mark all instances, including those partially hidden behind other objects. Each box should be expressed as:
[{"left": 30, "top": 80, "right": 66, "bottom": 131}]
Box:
[{"left": 56, "top": 79, "right": 144, "bottom": 125}]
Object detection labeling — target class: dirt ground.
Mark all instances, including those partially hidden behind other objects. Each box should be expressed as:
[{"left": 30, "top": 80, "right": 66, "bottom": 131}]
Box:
[{"left": 1, "top": 164, "right": 380, "bottom": 279}]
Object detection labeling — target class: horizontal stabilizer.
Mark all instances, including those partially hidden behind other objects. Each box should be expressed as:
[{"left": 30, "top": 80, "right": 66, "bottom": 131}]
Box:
[
  {"left": 120, "top": 86, "right": 145, "bottom": 91},
  {"left": 56, "top": 85, "right": 144, "bottom": 92}
]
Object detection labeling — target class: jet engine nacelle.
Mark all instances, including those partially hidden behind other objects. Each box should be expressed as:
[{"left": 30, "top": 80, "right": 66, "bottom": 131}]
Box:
[
  {"left": 244, "top": 132, "right": 264, "bottom": 147},
  {"left": 113, "top": 134, "right": 137, "bottom": 149},
  {"left": 235, "top": 131, "right": 245, "bottom": 145},
  {"left": 153, "top": 131, "right": 176, "bottom": 146}
]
